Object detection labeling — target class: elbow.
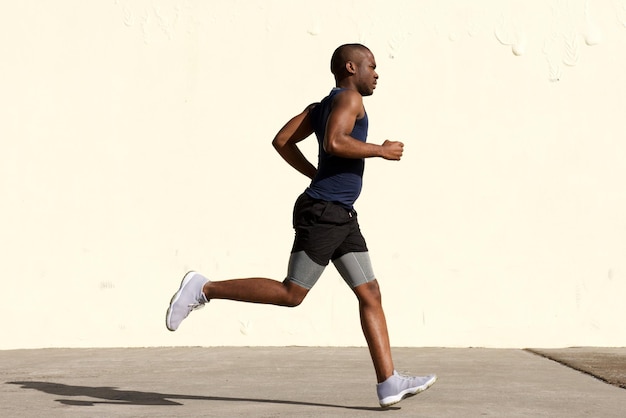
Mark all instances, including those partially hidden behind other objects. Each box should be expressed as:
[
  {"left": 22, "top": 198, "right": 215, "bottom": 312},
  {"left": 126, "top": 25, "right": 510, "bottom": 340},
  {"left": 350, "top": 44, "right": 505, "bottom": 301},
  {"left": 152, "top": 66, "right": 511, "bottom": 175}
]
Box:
[
  {"left": 272, "top": 135, "right": 284, "bottom": 151},
  {"left": 324, "top": 130, "right": 349, "bottom": 156},
  {"left": 323, "top": 139, "right": 341, "bottom": 156},
  {"left": 323, "top": 137, "right": 338, "bottom": 155}
]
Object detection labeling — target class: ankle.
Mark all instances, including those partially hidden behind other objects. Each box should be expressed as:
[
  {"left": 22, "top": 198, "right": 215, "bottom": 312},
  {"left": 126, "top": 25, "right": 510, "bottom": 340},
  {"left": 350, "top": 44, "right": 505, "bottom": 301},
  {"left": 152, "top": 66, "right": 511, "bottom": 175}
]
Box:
[
  {"left": 201, "top": 282, "right": 210, "bottom": 302},
  {"left": 378, "top": 370, "right": 396, "bottom": 384}
]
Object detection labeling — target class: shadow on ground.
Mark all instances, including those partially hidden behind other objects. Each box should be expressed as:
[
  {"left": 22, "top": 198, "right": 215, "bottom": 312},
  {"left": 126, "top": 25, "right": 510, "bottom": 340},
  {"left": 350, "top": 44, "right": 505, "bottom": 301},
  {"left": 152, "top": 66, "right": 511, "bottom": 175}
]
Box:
[{"left": 6, "top": 381, "right": 394, "bottom": 411}]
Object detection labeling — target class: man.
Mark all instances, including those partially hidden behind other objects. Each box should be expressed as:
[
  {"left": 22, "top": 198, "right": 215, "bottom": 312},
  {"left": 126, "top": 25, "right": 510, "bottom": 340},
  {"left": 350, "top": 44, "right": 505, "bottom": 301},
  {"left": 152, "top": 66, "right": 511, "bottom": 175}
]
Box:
[{"left": 166, "top": 43, "right": 436, "bottom": 408}]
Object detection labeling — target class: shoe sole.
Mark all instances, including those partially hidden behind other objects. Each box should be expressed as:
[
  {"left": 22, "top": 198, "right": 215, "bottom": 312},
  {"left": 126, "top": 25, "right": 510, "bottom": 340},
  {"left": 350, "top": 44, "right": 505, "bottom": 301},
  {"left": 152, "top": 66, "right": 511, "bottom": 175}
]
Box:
[
  {"left": 165, "top": 271, "right": 199, "bottom": 332},
  {"left": 379, "top": 375, "right": 437, "bottom": 408}
]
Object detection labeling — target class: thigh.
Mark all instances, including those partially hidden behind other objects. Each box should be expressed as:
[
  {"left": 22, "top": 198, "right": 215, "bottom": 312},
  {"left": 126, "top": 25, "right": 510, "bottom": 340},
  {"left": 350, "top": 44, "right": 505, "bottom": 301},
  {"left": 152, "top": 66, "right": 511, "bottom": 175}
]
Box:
[
  {"left": 333, "top": 251, "right": 376, "bottom": 289},
  {"left": 285, "top": 251, "right": 326, "bottom": 290}
]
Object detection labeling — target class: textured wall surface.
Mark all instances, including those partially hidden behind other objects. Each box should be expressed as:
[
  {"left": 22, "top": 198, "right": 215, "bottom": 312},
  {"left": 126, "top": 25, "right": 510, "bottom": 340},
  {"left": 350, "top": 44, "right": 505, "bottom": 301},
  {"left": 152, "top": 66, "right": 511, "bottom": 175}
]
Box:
[{"left": 2, "top": 0, "right": 626, "bottom": 349}]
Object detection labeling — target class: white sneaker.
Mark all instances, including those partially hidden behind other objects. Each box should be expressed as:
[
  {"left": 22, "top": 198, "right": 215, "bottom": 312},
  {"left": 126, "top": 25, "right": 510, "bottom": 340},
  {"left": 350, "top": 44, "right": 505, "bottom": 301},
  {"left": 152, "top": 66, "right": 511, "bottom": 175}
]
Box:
[
  {"left": 377, "top": 371, "right": 437, "bottom": 407},
  {"left": 165, "top": 271, "right": 209, "bottom": 331}
]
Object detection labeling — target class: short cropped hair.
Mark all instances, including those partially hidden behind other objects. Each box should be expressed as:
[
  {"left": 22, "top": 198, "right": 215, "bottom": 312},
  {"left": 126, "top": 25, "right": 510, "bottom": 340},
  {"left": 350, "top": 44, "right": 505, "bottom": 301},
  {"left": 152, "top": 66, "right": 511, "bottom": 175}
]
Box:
[{"left": 330, "top": 43, "right": 371, "bottom": 76}]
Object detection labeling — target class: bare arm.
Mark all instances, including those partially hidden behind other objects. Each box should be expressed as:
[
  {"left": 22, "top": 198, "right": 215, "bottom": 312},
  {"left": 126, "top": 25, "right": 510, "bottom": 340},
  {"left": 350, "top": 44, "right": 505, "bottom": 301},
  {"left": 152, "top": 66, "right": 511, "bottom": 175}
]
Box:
[
  {"left": 272, "top": 104, "right": 318, "bottom": 180},
  {"left": 324, "top": 89, "right": 403, "bottom": 160}
]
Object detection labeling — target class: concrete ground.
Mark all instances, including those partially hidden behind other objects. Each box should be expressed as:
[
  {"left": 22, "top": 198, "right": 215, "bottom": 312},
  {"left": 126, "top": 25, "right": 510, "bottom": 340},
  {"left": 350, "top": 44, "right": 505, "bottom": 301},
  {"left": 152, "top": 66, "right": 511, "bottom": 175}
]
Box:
[{"left": 1, "top": 347, "right": 625, "bottom": 417}]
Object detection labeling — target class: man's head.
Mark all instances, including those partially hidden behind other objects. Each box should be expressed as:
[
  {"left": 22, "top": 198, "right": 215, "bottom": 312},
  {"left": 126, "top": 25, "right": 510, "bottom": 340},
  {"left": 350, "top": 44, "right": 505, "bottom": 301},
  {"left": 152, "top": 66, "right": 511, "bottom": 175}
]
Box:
[{"left": 331, "top": 43, "right": 378, "bottom": 96}]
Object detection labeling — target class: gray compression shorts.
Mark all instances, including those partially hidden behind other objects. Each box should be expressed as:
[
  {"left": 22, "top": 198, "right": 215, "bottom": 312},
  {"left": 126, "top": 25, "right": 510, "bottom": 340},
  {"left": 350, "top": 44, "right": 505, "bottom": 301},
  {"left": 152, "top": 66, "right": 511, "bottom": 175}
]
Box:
[{"left": 286, "top": 250, "right": 376, "bottom": 290}]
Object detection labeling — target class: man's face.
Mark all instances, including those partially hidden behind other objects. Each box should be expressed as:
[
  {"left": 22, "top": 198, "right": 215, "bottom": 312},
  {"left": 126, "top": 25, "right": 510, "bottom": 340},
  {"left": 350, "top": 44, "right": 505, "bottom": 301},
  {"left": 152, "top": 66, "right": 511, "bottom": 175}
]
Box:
[{"left": 355, "top": 50, "right": 378, "bottom": 96}]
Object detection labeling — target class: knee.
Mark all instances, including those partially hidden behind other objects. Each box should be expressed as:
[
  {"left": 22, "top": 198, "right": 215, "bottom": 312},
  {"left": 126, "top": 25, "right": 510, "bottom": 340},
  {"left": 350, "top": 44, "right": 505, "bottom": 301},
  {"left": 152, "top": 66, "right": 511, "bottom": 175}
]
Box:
[
  {"left": 284, "top": 295, "right": 304, "bottom": 308},
  {"left": 282, "top": 281, "right": 308, "bottom": 307},
  {"left": 355, "top": 280, "right": 382, "bottom": 305}
]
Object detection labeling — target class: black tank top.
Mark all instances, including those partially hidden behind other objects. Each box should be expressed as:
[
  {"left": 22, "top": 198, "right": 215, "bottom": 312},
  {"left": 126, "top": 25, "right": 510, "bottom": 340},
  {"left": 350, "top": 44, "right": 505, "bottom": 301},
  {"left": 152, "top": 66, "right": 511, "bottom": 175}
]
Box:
[{"left": 306, "top": 88, "right": 369, "bottom": 209}]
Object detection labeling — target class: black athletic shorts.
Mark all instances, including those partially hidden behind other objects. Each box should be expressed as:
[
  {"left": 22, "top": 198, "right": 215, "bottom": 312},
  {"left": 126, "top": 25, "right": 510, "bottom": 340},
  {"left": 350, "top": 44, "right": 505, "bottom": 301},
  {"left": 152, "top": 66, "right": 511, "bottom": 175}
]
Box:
[{"left": 291, "top": 193, "right": 368, "bottom": 266}]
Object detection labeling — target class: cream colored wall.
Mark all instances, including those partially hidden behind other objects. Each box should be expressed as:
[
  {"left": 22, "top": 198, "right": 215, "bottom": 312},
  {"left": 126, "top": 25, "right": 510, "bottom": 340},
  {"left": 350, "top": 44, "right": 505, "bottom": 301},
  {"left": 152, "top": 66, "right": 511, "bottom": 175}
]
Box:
[{"left": 2, "top": 0, "right": 625, "bottom": 349}]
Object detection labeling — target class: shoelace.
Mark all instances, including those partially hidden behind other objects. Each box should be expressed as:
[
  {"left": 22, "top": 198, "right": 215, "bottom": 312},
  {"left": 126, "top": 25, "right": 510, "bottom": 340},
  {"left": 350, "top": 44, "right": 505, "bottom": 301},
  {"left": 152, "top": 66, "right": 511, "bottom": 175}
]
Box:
[
  {"left": 188, "top": 302, "right": 205, "bottom": 311},
  {"left": 395, "top": 371, "right": 423, "bottom": 383}
]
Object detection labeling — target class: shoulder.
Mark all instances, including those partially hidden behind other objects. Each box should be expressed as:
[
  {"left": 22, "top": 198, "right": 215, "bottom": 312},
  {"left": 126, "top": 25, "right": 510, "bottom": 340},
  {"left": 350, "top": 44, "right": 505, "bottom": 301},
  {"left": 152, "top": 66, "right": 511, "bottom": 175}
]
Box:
[{"left": 330, "top": 89, "right": 364, "bottom": 116}]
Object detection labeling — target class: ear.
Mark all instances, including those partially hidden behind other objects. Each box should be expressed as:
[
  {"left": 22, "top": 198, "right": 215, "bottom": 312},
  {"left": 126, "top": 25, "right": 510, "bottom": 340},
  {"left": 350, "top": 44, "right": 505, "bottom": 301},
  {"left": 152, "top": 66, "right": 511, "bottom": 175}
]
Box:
[{"left": 345, "top": 61, "right": 357, "bottom": 75}]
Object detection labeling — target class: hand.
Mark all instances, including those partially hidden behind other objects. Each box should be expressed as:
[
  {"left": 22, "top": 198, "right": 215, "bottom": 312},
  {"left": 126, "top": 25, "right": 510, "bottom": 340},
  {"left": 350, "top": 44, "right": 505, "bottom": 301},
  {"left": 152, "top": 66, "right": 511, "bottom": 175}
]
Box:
[{"left": 380, "top": 140, "right": 404, "bottom": 160}]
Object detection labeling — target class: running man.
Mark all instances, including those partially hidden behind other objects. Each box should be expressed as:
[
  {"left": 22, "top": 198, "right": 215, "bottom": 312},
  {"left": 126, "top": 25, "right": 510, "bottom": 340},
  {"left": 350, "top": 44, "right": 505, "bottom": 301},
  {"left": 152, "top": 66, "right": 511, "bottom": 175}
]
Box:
[{"left": 166, "top": 43, "right": 436, "bottom": 408}]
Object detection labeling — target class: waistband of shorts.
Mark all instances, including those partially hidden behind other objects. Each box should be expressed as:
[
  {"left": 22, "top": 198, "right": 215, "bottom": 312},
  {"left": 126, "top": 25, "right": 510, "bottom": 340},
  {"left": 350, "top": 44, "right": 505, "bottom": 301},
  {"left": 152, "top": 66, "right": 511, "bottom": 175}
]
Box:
[{"left": 302, "top": 192, "right": 357, "bottom": 217}]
